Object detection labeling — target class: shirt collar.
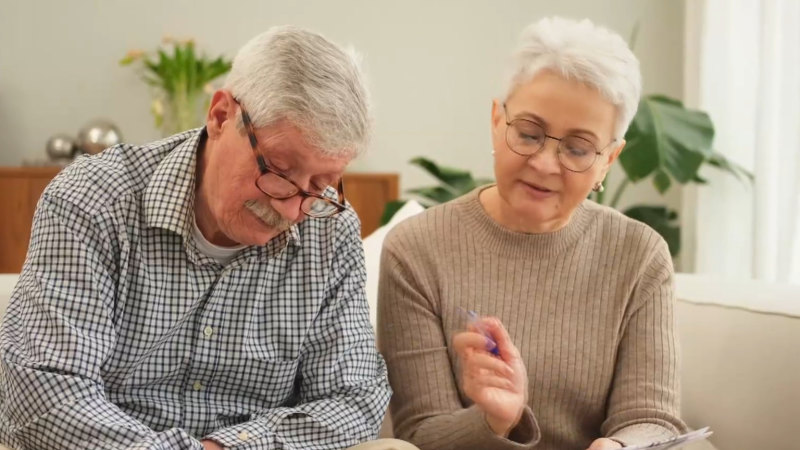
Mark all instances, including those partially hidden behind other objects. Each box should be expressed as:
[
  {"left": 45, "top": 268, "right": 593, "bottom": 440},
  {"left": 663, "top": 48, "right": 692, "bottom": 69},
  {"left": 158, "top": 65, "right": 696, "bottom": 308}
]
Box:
[{"left": 143, "top": 128, "right": 202, "bottom": 237}]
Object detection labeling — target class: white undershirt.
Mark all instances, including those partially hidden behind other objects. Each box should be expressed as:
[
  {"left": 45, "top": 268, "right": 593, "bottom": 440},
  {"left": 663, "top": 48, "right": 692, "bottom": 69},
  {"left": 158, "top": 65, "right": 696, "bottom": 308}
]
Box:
[{"left": 192, "top": 215, "right": 245, "bottom": 265}]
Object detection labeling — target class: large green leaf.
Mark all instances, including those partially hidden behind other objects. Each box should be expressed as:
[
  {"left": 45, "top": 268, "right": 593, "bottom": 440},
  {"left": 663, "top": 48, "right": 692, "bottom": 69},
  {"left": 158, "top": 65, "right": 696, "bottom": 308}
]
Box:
[
  {"left": 409, "top": 157, "right": 477, "bottom": 193},
  {"left": 407, "top": 186, "right": 458, "bottom": 205},
  {"left": 706, "top": 150, "right": 754, "bottom": 184},
  {"left": 621, "top": 95, "right": 715, "bottom": 192},
  {"left": 623, "top": 205, "right": 681, "bottom": 256},
  {"left": 653, "top": 169, "right": 671, "bottom": 193},
  {"left": 380, "top": 200, "right": 408, "bottom": 226},
  {"left": 380, "top": 157, "right": 496, "bottom": 224}
]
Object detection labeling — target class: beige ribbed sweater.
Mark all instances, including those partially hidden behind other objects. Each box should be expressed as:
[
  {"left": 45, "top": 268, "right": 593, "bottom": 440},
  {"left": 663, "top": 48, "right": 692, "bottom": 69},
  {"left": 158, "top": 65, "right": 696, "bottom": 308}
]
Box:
[{"left": 377, "top": 186, "right": 687, "bottom": 450}]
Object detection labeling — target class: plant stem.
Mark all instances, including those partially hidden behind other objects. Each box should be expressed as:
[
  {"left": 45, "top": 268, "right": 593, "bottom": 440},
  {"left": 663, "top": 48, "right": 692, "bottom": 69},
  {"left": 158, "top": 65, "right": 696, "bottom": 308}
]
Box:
[{"left": 610, "top": 178, "right": 630, "bottom": 209}]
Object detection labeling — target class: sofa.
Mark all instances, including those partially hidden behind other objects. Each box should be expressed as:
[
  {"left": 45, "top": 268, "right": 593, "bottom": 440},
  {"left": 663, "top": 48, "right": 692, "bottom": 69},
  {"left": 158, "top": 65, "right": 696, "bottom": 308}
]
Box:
[
  {"left": 672, "top": 274, "right": 800, "bottom": 450},
  {"left": 2, "top": 253, "right": 799, "bottom": 449}
]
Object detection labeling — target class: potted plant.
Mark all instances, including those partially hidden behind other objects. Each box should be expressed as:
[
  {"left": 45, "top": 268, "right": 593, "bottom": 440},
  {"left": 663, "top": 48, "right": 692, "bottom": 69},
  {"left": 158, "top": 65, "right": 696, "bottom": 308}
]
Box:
[
  {"left": 595, "top": 94, "right": 752, "bottom": 256},
  {"left": 120, "top": 37, "right": 232, "bottom": 136}
]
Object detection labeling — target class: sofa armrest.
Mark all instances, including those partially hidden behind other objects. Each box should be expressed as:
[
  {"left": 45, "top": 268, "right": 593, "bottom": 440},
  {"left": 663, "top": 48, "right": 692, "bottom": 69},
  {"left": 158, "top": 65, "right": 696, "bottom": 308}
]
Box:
[{"left": 0, "top": 274, "right": 20, "bottom": 319}]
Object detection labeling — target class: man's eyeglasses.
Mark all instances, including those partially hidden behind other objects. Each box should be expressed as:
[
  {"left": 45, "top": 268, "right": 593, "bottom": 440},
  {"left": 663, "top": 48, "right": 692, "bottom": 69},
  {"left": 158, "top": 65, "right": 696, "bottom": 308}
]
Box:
[
  {"left": 235, "top": 98, "right": 346, "bottom": 218},
  {"left": 503, "top": 104, "right": 616, "bottom": 173}
]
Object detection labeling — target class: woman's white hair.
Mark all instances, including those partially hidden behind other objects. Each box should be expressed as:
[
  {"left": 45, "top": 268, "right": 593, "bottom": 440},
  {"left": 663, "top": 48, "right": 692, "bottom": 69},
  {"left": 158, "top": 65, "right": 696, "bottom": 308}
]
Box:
[
  {"left": 224, "top": 26, "right": 370, "bottom": 157},
  {"left": 505, "top": 17, "right": 642, "bottom": 138}
]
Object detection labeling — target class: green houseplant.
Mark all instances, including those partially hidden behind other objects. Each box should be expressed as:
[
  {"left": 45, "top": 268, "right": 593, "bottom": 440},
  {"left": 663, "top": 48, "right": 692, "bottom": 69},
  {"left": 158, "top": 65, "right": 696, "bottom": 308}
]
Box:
[
  {"left": 120, "top": 37, "right": 232, "bottom": 136},
  {"left": 593, "top": 94, "right": 751, "bottom": 255},
  {"left": 379, "top": 157, "right": 494, "bottom": 225},
  {"left": 382, "top": 97, "right": 751, "bottom": 257}
]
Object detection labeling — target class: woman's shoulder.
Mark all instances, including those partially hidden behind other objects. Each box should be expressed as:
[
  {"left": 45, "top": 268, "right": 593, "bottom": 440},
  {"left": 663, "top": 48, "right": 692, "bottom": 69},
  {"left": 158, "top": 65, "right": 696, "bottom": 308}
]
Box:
[
  {"left": 583, "top": 200, "right": 671, "bottom": 258},
  {"left": 384, "top": 198, "right": 463, "bottom": 250},
  {"left": 383, "top": 189, "right": 485, "bottom": 259}
]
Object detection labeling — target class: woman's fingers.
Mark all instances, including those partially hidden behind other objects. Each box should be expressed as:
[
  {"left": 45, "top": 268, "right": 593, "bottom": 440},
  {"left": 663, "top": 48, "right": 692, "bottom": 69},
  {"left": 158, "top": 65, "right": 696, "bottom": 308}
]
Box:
[
  {"left": 586, "top": 438, "right": 623, "bottom": 449},
  {"left": 465, "top": 372, "right": 515, "bottom": 392},
  {"left": 453, "top": 330, "right": 496, "bottom": 355},
  {"left": 465, "top": 351, "right": 513, "bottom": 377},
  {"left": 481, "top": 317, "right": 521, "bottom": 360}
]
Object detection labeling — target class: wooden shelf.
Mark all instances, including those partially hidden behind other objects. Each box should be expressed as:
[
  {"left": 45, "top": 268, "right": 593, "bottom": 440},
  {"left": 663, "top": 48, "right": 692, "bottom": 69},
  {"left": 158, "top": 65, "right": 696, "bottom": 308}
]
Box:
[{"left": 0, "top": 166, "right": 397, "bottom": 273}]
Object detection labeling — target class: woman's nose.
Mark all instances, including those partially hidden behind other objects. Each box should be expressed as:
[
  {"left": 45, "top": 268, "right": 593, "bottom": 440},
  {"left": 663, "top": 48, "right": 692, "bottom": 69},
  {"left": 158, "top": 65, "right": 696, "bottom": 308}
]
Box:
[{"left": 527, "top": 138, "right": 562, "bottom": 173}]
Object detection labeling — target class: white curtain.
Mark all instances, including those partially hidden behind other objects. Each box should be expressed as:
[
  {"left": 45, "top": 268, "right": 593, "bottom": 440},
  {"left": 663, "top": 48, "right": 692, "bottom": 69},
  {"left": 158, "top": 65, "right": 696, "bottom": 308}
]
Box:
[{"left": 690, "top": 0, "right": 800, "bottom": 284}]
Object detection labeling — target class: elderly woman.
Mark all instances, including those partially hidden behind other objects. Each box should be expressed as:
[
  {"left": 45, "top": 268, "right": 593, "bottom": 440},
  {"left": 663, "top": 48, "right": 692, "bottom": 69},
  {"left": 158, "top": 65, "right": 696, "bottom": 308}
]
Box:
[{"left": 378, "top": 17, "right": 687, "bottom": 450}]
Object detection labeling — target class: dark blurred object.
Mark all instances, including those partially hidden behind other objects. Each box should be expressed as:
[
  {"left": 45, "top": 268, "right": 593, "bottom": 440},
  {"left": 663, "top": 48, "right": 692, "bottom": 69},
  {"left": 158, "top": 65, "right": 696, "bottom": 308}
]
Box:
[
  {"left": 76, "top": 120, "right": 122, "bottom": 155},
  {"left": 45, "top": 134, "right": 75, "bottom": 161}
]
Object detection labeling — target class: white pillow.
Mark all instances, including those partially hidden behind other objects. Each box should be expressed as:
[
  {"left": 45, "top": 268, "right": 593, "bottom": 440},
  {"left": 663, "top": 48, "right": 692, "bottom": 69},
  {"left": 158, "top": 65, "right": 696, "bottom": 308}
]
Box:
[{"left": 362, "top": 200, "right": 425, "bottom": 330}]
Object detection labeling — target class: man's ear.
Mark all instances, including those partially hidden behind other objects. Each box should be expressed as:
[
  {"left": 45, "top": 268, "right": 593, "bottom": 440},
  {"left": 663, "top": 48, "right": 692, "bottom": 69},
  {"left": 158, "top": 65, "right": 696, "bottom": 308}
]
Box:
[{"left": 206, "top": 90, "right": 236, "bottom": 138}]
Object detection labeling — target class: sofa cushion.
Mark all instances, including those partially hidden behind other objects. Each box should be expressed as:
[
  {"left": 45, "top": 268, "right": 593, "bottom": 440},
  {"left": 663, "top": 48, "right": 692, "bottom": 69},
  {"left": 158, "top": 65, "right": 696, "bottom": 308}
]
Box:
[{"left": 676, "top": 274, "right": 800, "bottom": 450}]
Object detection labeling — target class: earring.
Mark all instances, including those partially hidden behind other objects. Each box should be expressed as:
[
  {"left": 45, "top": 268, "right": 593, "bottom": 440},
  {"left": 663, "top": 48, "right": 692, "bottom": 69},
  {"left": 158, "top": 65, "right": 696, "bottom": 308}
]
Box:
[
  {"left": 491, "top": 149, "right": 496, "bottom": 155},
  {"left": 592, "top": 181, "right": 605, "bottom": 193}
]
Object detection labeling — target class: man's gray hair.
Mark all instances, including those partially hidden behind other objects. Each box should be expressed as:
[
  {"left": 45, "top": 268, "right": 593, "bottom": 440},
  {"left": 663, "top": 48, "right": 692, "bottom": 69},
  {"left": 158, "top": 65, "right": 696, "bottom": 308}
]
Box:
[
  {"left": 224, "top": 26, "right": 370, "bottom": 157},
  {"left": 505, "top": 17, "right": 642, "bottom": 139}
]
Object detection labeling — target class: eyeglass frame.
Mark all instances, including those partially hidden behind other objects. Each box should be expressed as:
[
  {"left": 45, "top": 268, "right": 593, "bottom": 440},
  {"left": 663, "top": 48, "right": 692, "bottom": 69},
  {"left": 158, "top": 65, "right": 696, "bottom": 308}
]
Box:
[
  {"left": 502, "top": 103, "right": 617, "bottom": 173},
  {"left": 233, "top": 97, "right": 347, "bottom": 218}
]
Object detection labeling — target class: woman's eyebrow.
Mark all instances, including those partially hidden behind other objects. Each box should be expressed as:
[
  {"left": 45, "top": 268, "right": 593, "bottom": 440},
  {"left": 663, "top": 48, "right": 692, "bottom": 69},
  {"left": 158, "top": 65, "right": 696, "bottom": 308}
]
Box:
[{"left": 513, "top": 110, "right": 599, "bottom": 140}]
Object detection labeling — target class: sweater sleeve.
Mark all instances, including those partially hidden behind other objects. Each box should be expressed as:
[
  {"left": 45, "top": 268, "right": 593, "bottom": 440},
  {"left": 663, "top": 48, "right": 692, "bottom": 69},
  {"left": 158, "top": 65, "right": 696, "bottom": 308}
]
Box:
[
  {"left": 377, "top": 228, "right": 540, "bottom": 450},
  {"left": 603, "top": 238, "right": 689, "bottom": 445}
]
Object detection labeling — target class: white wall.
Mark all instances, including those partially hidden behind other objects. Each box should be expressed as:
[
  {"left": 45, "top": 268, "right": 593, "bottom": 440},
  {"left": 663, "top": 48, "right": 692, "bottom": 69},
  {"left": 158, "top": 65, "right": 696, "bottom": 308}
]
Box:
[{"left": 0, "top": 0, "right": 684, "bottom": 217}]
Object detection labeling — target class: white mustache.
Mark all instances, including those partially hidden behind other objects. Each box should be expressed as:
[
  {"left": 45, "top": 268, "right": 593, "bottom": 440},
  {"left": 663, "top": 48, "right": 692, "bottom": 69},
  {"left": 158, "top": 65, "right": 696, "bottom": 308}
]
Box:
[{"left": 244, "top": 200, "right": 293, "bottom": 231}]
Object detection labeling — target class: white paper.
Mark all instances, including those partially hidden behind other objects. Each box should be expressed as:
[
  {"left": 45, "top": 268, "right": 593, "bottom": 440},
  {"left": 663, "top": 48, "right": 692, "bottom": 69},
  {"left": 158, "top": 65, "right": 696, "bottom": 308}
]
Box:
[{"left": 620, "top": 427, "right": 713, "bottom": 450}]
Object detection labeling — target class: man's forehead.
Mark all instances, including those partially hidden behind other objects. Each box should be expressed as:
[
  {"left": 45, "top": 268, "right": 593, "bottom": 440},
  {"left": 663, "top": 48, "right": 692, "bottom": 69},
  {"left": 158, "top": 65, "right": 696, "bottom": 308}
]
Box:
[{"left": 256, "top": 126, "right": 351, "bottom": 174}]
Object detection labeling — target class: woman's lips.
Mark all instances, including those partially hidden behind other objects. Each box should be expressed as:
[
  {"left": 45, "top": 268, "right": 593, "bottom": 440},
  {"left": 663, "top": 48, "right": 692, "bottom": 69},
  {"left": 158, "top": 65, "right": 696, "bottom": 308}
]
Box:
[{"left": 520, "top": 180, "right": 557, "bottom": 198}]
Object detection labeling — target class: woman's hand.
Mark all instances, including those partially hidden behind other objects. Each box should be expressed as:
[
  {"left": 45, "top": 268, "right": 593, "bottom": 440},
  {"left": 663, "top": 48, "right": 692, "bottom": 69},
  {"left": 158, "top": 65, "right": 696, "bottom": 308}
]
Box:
[
  {"left": 587, "top": 438, "right": 623, "bottom": 449},
  {"left": 452, "top": 317, "right": 527, "bottom": 437}
]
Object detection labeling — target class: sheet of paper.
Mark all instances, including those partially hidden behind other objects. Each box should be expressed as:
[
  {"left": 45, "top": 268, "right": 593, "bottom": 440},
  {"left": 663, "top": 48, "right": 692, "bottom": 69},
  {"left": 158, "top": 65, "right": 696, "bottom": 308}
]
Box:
[{"left": 620, "top": 427, "right": 713, "bottom": 450}]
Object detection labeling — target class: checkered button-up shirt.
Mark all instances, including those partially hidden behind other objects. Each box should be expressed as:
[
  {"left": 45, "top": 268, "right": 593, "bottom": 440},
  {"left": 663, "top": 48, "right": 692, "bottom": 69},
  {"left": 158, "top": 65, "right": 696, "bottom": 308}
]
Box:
[{"left": 0, "top": 129, "right": 390, "bottom": 449}]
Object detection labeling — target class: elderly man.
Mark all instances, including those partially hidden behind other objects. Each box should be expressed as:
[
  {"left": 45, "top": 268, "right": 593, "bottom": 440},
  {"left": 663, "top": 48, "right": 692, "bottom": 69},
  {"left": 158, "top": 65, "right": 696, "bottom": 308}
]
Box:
[{"left": 0, "top": 26, "right": 409, "bottom": 450}]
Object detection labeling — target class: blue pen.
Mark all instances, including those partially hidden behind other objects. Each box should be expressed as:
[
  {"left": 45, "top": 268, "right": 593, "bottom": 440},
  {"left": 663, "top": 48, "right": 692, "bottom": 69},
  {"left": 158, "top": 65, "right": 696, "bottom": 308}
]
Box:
[{"left": 459, "top": 307, "right": 501, "bottom": 356}]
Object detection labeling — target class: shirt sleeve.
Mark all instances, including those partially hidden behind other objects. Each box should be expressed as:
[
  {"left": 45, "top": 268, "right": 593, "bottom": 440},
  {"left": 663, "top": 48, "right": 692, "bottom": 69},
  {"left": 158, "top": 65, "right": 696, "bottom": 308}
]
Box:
[
  {"left": 376, "top": 233, "right": 540, "bottom": 450},
  {"left": 0, "top": 194, "right": 204, "bottom": 449},
  {"left": 203, "top": 209, "right": 391, "bottom": 449},
  {"left": 604, "top": 239, "right": 689, "bottom": 446}
]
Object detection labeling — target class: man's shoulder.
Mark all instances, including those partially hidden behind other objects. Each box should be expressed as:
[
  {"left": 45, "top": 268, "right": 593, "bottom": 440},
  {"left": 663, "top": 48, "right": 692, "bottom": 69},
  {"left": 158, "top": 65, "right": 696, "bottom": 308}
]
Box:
[
  {"left": 299, "top": 201, "right": 362, "bottom": 250},
  {"left": 44, "top": 133, "right": 189, "bottom": 216}
]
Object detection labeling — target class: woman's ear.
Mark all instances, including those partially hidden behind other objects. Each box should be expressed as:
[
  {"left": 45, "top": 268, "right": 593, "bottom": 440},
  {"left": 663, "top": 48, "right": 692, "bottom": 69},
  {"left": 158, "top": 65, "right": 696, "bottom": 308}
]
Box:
[
  {"left": 598, "top": 139, "right": 625, "bottom": 179},
  {"left": 605, "top": 139, "right": 626, "bottom": 167},
  {"left": 491, "top": 99, "right": 504, "bottom": 136}
]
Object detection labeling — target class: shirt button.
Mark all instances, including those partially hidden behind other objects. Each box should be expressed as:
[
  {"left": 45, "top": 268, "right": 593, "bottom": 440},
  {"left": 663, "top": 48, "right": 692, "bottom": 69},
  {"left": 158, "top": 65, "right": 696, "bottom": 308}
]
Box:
[
  {"left": 192, "top": 381, "right": 203, "bottom": 391},
  {"left": 203, "top": 326, "right": 214, "bottom": 337},
  {"left": 238, "top": 430, "right": 250, "bottom": 441}
]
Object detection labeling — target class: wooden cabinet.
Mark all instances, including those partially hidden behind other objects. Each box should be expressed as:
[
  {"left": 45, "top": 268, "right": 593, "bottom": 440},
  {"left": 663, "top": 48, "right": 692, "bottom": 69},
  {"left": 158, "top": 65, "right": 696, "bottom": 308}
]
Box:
[
  {"left": 0, "top": 167, "right": 62, "bottom": 273},
  {"left": 0, "top": 166, "right": 397, "bottom": 273},
  {"left": 341, "top": 172, "right": 399, "bottom": 237}
]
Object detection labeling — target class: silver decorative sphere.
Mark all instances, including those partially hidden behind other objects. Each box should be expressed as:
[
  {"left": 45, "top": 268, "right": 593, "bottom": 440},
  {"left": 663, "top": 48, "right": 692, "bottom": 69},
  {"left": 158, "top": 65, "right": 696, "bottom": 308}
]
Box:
[
  {"left": 76, "top": 119, "right": 122, "bottom": 155},
  {"left": 45, "top": 133, "right": 76, "bottom": 160}
]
